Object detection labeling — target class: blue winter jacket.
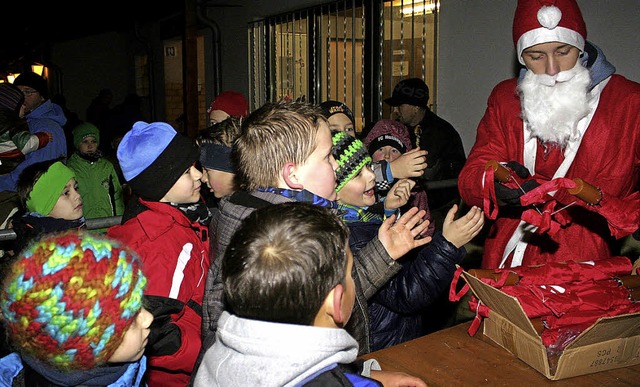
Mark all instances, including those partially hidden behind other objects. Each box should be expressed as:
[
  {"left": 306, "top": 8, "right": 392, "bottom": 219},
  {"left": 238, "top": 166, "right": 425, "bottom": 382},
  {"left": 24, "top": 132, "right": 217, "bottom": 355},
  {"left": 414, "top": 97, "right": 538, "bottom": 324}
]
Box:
[
  {"left": 0, "top": 352, "right": 147, "bottom": 387},
  {"left": 348, "top": 221, "right": 465, "bottom": 351},
  {"left": 0, "top": 100, "right": 67, "bottom": 192}
]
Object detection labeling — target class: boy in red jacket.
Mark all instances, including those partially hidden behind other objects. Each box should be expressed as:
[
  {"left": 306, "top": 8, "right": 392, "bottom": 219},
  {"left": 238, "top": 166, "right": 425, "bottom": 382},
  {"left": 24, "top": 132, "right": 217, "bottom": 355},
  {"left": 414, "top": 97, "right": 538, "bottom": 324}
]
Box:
[{"left": 108, "top": 121, "right": 210, "bottom": 386}]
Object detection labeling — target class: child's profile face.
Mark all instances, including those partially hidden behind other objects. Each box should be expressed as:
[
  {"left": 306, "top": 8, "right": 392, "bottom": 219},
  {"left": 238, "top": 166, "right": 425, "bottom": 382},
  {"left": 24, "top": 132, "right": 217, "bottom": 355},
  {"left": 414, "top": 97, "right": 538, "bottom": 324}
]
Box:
[
  {"left": 78, "top": 136, "right": 98, "bottom": 154},
  {"left": 48, "top": 178, "right": 83, "bottom": 220},
  {"left": 161, "top": 165, "right": 203, "bottom": 204},
  {"left": 293, "top": 122, "right": 339, "bottom": 201},
  {"left": 328, "top": 113, "right": 356, "bottom": 138},
  {"left": 340, "top": 246, "right": 356, "bottom": 325},
  {"left": 372, "top": 145, "right": 402, "bottom": 163},
  {"left": 202, "top": 167, "right": 235, "bottom": 199},
  {"left": 337, "top": 165, "right": 376, "bottom": 208},
  {"left": 108, "top": 307, "right": 153, "bottom": 364}
]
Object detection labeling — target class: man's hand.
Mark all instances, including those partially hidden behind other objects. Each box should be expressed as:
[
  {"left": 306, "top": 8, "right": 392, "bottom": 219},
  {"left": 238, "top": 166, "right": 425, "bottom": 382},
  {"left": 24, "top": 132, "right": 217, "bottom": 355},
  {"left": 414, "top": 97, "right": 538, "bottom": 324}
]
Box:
[
  {"left": 494, "top": 162, "right": 539, "bottom": 207},
  {"left": 390, "top": 148, "right": 427, "bottom": 179},
  {"left": 378, "top": 206, "right": 431, "bottom": 260},
  {"left": 384, "top": 178, "right": 415, "bottom": 211},
  {"left": 370, "top": 370, "right": 428, "bottom": 386}
]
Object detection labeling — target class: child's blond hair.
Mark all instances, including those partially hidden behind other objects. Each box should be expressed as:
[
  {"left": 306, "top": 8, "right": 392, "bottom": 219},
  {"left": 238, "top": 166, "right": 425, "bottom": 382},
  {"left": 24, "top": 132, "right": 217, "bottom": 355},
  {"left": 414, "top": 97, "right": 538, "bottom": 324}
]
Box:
[{"left": 233, "top": 102, "right": 327, "bottom": 191}]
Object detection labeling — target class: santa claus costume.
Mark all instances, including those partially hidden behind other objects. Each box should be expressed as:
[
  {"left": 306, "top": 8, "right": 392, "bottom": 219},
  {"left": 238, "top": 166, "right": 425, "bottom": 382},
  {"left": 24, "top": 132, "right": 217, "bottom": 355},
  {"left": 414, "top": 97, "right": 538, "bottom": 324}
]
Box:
[{"left": 458, "top": 0, "right": 640, "bottom": 269}]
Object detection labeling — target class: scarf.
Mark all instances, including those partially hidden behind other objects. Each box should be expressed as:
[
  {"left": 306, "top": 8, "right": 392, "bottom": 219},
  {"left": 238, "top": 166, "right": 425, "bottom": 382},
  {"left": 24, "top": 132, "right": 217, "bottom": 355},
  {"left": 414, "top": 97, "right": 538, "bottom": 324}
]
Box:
[{"left": 170, "top": 200, "right": 212, "bottom": 225}]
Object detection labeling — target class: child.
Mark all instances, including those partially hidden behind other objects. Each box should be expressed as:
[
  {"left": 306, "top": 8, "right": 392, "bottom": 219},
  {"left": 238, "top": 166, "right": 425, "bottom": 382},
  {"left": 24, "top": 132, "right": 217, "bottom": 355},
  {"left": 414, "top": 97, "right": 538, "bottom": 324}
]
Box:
[
  {"left": 364, "top": 118, "right": 434, "bottom": 237},
  {"left": 11, "top": 160, "right": 85, "bottom": 254},
  {"left": 331, "top": 130, "right": 485, "bottom": 350},
  {"left": 320, "top": 100, "right": 357, "bottom": 137},
  {"left": 197, "top": 117, "right": 241, "bottom": 201},
  {"left": 67, "top": 122, "right": 124, "bottom": 220},
  {"left": 107, "top": 121, "right": 210, "bottom": 386},
  {"left": 197, "top": 101, "right": 431, "bottom": 370},
  {"left": 207, "top": 90, "right": 248, "bottom": 126},
  {"left": 0, "top": 84, "right": 52, "bottom": 174},
  {"left": 0, "top": 231, "right": 152, "bottom": 386},
  {"left": 194, "top": 202, "right": 426, "bottom": 386}
]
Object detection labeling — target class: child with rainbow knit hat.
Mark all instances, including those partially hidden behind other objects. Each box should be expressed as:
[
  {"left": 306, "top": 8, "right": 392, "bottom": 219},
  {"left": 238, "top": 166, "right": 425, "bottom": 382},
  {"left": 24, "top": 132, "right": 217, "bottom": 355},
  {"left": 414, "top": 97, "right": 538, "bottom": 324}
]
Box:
[
  {"left": 0, "top": 231, "right": 153, "bottom": 386},
  {"left": 10, "top": 160, "right": 86, "bottom": 254}
]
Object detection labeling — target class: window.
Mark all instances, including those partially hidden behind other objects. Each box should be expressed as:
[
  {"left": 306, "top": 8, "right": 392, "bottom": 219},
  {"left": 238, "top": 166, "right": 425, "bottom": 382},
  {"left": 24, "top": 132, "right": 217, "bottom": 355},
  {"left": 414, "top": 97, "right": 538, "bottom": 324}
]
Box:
[{"left": 248, "top": 0, "right": 439, "bottom": 134}]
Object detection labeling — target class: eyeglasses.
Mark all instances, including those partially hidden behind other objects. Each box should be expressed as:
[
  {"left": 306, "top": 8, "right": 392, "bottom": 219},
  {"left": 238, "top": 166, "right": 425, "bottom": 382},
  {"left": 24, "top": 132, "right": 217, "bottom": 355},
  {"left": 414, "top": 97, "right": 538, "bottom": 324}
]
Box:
[{"left": 22, "top": 89, "right": 39, "bottom": 96}]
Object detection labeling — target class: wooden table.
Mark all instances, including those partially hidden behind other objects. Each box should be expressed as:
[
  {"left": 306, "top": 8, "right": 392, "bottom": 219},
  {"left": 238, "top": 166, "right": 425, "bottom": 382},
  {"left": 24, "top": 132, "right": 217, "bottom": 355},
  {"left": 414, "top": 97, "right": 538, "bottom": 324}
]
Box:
[{"left": 360, "top": 322, "right": 640, "bottom": 386}]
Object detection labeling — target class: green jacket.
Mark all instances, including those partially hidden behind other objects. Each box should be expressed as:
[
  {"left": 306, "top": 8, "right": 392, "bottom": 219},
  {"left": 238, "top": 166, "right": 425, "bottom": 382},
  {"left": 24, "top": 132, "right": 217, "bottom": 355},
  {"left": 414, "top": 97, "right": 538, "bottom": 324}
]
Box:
[{"left": 67, "top": 153, "right": 124, "bottom": 220}]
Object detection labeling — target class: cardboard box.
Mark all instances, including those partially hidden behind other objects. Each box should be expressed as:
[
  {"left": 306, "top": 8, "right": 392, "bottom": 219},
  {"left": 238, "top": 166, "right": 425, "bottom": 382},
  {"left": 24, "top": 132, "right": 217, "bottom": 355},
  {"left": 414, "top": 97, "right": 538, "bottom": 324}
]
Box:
[{"left": 461, "top": 270, "right": 640, "bottom": 380}]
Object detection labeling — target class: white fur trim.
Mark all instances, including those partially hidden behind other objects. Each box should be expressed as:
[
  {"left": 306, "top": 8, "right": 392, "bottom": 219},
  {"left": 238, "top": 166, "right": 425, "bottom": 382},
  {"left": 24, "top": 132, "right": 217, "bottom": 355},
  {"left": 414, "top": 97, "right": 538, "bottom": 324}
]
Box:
[
  {"left": 517, "top": 26, "right": 585, "bottom": 65},
  {"left": 537, "top": 6, "right": 561, "bottom": 29}
]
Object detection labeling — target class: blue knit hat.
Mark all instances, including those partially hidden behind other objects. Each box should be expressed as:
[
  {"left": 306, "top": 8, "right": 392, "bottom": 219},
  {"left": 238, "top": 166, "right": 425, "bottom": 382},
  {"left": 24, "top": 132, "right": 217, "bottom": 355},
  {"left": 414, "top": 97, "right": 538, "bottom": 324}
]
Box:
[{"left": 117, "top": 121, "right": 199, "bottom": 201}]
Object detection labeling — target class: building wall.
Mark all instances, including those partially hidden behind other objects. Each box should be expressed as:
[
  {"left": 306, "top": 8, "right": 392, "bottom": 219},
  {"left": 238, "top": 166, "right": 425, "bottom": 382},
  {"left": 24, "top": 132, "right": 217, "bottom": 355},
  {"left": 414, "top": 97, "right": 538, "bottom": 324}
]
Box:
[{"left": 51, "top": 0, "right": 640, "bottom": 152}]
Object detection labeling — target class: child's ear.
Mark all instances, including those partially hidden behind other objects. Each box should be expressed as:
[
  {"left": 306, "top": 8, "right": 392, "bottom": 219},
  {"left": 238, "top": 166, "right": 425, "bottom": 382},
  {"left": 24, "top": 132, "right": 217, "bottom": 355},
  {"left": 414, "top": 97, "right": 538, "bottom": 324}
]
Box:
[
  {"left": 282, "top": 162, "right": 304, "bottom": 190},
  {"left": 327, "top": 283, "right": 346, "bottom": 326}
]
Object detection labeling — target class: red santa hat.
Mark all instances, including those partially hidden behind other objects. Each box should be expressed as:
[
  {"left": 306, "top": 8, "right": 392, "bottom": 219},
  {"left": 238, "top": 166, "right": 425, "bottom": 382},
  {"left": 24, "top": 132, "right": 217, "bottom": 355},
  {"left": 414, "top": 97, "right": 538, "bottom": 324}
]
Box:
[{"left": 513, "top": 0, "right": 587, "bottom": 65}]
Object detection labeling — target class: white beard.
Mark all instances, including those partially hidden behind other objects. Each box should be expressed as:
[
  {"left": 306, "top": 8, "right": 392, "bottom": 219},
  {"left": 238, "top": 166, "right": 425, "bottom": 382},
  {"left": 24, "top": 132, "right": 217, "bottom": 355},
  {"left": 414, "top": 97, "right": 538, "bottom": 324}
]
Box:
[{"left": 518, "top": 62, "right": 592, "bottom": 149}]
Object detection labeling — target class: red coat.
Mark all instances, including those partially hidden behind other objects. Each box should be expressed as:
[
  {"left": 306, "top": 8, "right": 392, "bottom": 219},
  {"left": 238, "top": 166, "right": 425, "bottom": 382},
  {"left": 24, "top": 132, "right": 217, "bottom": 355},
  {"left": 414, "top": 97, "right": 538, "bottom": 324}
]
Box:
[
  {"left": 459, "top": 75, "right": 640, "bottom": 269},
  {"left": 108, "top": 199, "right": 210, "bottom": 386}
]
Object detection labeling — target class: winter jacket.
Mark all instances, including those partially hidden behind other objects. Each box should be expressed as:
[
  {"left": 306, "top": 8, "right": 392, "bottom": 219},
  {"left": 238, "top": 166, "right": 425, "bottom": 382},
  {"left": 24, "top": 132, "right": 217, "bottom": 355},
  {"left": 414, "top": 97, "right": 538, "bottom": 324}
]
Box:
[
  {"left": 67, "top": 153, "right": 124, "bottom": 219},
  {"left": 193, "top": 311, "right": 382, "bottom": 386},
  {"left": 107, "top": 198, "right": 210, "bottom": 386},
  {"left": 458, "top": 42, "right": 640, "bottom": 269},
  {"left": 10, "top": 213, "right": 85, "bottom": 255},
  {"left": 198, "top": 190, "right": 401, "bottom": 362},
  {"left": 0, "top": 352, "right": 146, "bottom": 387},
  {"left": 346, "top": 216, "right": 465, "bottom": 351},
  {"left": 0, "top": 100, "right": 67, "bottom": 192},
  {"left": 409, "top": 109, "right": 466, "bottom": 211}
]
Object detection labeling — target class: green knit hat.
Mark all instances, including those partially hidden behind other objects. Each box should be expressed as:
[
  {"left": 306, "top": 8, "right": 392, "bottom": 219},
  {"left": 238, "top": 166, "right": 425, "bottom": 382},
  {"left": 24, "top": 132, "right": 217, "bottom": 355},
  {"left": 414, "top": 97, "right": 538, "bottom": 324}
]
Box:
[
  {"left": 73, "top": 122, "right": 100, "bottom": 149},
  {"left": 331, "top": 130, "right": 371, "bottom": 192}
]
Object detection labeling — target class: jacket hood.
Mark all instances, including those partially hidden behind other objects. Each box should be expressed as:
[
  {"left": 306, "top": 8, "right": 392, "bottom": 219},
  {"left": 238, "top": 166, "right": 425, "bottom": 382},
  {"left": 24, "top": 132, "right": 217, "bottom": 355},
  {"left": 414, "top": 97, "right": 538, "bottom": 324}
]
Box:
[
  {"left": 27, "top": 100, "right": 68, "bottom": 126},
  {"left": 195, "top": 311, "right": 359, "bottom": 386}
]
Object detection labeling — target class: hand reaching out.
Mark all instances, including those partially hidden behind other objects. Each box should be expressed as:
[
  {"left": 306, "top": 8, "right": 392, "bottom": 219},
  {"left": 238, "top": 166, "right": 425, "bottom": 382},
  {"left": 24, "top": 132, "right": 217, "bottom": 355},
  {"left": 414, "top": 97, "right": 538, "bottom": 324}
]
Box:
[
  {"left": 384, "top": 178, "right": 416, "bottom": 211},
  {"left": 442, "top": 204, "right": 485, "bottom": 248},
  {"left": 378, "top": 206, "right": 432, "bottom": 260},
  {"left": 370, "top": 370, "right": 428, "bottom": 387},
  {"left": 390, "top": 148, "right": 427, "bottom": 179}
]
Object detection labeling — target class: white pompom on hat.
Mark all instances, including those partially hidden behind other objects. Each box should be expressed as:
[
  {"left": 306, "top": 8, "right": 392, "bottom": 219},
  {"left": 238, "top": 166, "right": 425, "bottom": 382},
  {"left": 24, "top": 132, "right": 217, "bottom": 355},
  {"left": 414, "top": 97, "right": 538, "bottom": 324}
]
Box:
[{"left": 513, "top": 0, "right": 587, "bottom": 65}]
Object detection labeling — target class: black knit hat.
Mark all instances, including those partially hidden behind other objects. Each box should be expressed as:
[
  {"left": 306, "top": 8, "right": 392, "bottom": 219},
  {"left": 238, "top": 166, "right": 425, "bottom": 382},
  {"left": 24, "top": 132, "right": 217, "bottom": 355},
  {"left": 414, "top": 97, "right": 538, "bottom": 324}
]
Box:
[
  {"left": 13, "top": 72, "right": 48, "bottom": 99},
  {"left": 118, "top": 121, "right": 199, "bottom": 201},
  {"left": 319, "top": 100, "right": 355, "bottom": 124},
  {"left": 0, "top": 83, "right": 25, "bottom": 114}
]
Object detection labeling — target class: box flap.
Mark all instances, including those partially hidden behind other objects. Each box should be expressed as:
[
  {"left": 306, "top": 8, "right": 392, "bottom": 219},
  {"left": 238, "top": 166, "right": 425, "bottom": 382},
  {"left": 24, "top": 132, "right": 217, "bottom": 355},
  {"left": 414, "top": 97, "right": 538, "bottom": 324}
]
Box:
[
  {"left": 566, "top": 313, "right": 640, "bottom": 349},
  {"left": 462, "top": 270, "right": 538, "bottom": 337}
]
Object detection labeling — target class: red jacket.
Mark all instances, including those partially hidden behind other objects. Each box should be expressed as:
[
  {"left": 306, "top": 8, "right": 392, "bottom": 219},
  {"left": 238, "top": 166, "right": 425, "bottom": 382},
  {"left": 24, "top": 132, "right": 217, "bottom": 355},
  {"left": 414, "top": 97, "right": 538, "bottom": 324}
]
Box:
[
  {"left": 108, "top": 199, "right": 210, "bottom": 386},
  {"left": 459, "top": 75, "right": 640, "bottom": 269}
]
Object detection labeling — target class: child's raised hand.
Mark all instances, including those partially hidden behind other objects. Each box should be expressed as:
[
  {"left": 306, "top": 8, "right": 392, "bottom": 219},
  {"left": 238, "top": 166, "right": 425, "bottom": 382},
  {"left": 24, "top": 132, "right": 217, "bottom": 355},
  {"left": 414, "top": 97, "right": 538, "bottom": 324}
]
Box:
[
  {"left": 442, "top": 204, "right": 485, "bottom": 248},
  {"left": 390, "top": 148, "right": 427, "bottom": 179},
  {"left": 378, "top": 206, "right": 432, "bottom": 260},
  {"left": 384, "top": 178, "right": 415, "bottom": 211},
  {"left": 370, "top": 369, "right": 428, "bottom": 386}
]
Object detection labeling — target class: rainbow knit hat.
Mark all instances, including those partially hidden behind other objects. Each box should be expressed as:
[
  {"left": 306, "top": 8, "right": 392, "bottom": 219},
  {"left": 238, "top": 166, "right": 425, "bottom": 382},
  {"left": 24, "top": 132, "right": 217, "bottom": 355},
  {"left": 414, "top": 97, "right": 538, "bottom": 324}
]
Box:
[
  {"left": 0, "top": 231, "right": 147, "bottom": 371},
  {"left": 331, "top": 130, "right": 371, "bottom": 192}
]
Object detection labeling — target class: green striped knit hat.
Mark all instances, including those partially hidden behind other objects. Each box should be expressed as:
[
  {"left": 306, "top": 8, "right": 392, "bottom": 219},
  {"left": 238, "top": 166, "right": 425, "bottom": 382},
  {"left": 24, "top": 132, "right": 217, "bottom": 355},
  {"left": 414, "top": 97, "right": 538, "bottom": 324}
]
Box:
[
  {"left": 331, "top": 130, "right": 371, "bottom": 192},
  {"left": 0, "top": 231, "right": 147, "bottom": 371}
]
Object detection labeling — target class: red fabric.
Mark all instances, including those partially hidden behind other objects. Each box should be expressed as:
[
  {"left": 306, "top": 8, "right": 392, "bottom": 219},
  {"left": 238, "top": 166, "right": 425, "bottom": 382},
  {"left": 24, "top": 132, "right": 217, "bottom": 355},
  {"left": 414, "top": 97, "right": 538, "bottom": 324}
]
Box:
[
  {"left": 512, "top": 257, "right": 632, "bottom": 285},
  {"left": 108, "top": 199, "right": 210, "bottom": 386},
  {"left": 458, "top": 76, "right": 640, "bottom": 269},
  {"left": 512, "top": 0, "right": 586, "bottom": 48}
]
